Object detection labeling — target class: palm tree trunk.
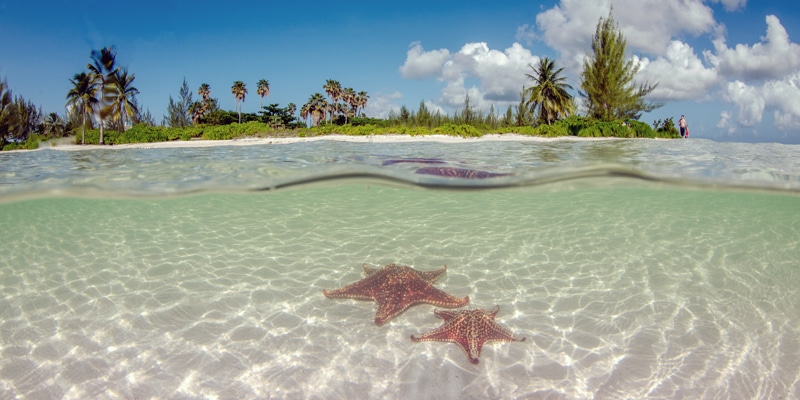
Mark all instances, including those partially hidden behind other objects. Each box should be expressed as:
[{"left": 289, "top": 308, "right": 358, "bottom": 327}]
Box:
[{"left": 99, "top": 113, "right": 104, "bottom": 145}]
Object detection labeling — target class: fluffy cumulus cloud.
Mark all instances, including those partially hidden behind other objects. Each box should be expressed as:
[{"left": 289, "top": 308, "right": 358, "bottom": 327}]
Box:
[
  {"left": 710, "top": 16, "right": 800, "bottom": 131},
  {"left": 716, "top": 110, "right": 735, "bottom": 134},
  {"left": 399, "top": 42, "right": 450, "bottom": 80},
  {"left": 722, "top": 80, "right": 765, "bottom": 126},
  {"left": 635, "top": 41, "right": 719, "bottom": 101},
  {"left": 397, "top": 0, "right": 800, "bottom": 136},
  {"left": 708, "top": 15, "right": 800, "bottom": 81},
  {"left": 535, "top": 0, "right": 718, "bottom": 65},
  {"left": 721, "top": 73, "right": 800, "bottom": 129},
  {"left": 530, "top": 0, "right": 800, "bottom": 134},
  {"left": 363, "top": 91, "right": 403, "bottom": 119},
  {"left": 399, "top": 41, "right": 539, "bottom": 110}
]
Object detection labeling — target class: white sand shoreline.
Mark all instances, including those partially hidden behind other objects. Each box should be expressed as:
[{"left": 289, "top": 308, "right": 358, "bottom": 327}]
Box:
[{"left": 42, "top": 134, "right": 623, "bottom": 151}]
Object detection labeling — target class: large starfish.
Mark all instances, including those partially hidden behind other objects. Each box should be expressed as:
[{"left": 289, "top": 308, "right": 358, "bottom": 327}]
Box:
[
  {"left": 411, "top": 305, "right": 525, "bottom": 364},
  {"left": 322, "top": 263, "right": 469, "bottom": 326}
]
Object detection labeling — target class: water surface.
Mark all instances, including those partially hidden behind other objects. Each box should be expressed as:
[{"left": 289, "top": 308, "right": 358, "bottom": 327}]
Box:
[{"left": 0, "top": 138, "right": 798, "bottom": 399}]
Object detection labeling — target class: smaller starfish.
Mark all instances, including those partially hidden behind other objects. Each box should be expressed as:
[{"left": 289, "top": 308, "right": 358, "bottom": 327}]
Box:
[
  {"left": 411, "top": 305, "right": 525, "bottom": 364},
  {"left": 323, "top": 263, "right": 469, "bottom": 326}
]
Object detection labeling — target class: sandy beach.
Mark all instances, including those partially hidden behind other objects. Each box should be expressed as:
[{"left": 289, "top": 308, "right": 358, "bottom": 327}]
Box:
[{"left": 43, "top": 134, "right": 620, "bottom": 151}]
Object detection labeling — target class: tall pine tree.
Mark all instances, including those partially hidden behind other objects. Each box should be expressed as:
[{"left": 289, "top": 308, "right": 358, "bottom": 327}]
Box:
[{"left": 580, "top": 10, "right": 660, "bottom": 121}]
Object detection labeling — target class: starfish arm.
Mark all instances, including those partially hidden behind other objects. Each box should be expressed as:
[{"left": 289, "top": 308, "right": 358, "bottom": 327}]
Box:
[
  {"left": 419, "top": 289, "right": 469, "bottom": 309},
  {"left": 374, "top": 303, "right": 411, "bottom": 326},
  {"left": 322, "top": 273, "right": 383, "bottom": 299},
  {"left": 417, "top": 265, "right": 447, "bottom": 282},
  {"left": 411, "top": 323, "right": 483, "bottom": 364},
  {"left": 485, "top": 323, "right": 527, "bottom": 342},
  {"left": 433, "top": 309, "right": 461, "bottom": 321},
  {"left": 362, "top": 263, "right": 381, "bottom": 276},
  {"left": 465, "top": 337, "right": 483, "bottom": 365},
  {"left": 322, "top": 286, "right": 375, "bottom": 300},
  {"left": 410, "top": 324, "right": 456, "bottom": 342}
]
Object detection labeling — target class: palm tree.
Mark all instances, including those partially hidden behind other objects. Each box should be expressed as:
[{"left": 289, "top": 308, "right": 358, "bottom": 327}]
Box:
[
  {"left": 189, "top": 101, "right": 204, "bottom": 124},
  {"left": 323, "top": 79, "right": 341, "bottom": 122},
  {"left": 195, "top": 83, "right": 212, "bottom": 121},
  {"left": 256, "top": 79, "right": 270, "bottom": 111},
  {"left": 87, "top": 46, "right": 117, "bottom": 144},
  {"left": 302, "top": 93, "right": 327, "bottom": 127},
  {"left": 66, "top": 72, "right": 99, "bottom": 144},
  {"left": 109, "top": 68, "right": 139, "bottom": 132},
  {"left": 525, "top": 58, "right": 574, "bottom": 126},
  {"left": 300, "top": 103, "right": 309, "bottom": 126},
  {"left": 231, "top": 81, "right": 247, "bottom": 123},
  {"left": 355, "top": 91, "right": 369, "bottom": 117},
  {"left": 197, "top": 83, "right": 210, "bottom": 100},
  {"left": 42, "top": 112, "right": 66, "bottom": 138},
  {"left": 342, "top": 87, "right": 356, "bottom": 124}
]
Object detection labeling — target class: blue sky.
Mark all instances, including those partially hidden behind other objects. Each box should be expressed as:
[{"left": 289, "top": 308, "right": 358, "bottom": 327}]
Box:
[{"left": 1, "top": 0, "right": 799, "bottom": 143}]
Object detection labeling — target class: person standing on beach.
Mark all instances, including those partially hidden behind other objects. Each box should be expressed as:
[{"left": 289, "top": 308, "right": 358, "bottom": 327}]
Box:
[{"left": 679, "top": 115, "right": 688, "bottom": 138}]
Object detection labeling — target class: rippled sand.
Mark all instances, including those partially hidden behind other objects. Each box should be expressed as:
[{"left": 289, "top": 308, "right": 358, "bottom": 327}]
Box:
[{"left": 1, "top": 183, "right": 798, "bottom": 399}]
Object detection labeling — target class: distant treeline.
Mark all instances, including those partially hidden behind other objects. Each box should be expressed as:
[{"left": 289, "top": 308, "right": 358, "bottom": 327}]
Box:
[{"left": 68, "top": 114, "right": 679, "bottom": 146}]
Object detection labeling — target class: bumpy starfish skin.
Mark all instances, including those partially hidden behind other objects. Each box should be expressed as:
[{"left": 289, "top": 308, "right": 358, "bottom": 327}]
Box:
[
  {"left": 323, "top": 263, "right": 469, "bottom": 326},
  {"left": 411, "top": 306, "right": 525, "bottom": 364}
]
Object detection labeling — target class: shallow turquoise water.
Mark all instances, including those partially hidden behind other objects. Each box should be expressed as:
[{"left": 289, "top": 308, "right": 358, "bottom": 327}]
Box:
[{"left": 0, "top": 138, "right": 799, "bottom": 399}]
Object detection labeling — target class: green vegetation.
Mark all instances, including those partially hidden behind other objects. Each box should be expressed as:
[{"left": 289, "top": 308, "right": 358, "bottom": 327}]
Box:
[
  {"left": 524, "top": 57, "right": 575, "bottom": 125},
  {"left": 164, "top": 79, "right": 193, "bottom": 128},
  {"left": 231, "top": 81, "right": 248, "bottom": 124},
  {"left": 580, "top": 10, "right": 660, "bottom": 121},
  {"left": 0, "top": 10, "right": 685, "bottom": 151}
]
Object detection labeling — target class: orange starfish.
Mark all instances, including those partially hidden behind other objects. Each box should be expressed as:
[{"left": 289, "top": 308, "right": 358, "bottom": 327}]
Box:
[
  {"left": 323, "top": 263, "right": 469, "bottom": 326},
  {"left": 411, "top": 306, "right": 525, "bottom": 364}
]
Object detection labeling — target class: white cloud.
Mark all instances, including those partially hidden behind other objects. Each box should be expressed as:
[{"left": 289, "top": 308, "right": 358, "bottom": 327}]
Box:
[
  {"left": 636, "top": 41, "right": 719, "bottom": 101},
  {"left": 399, "top": 42, "right": 450, "bottom": 79},
  {"left": 515, "top": 24, "right": 537, "bottom": 46},
  {"left": 708, "top": 15, "right": 800, "bottom": 81},
  {"left": 723, "top": 80, "right": 764, "bottom": 126},
  {"left": 773, "top": 111, "right": 800, "bottom": 131},
  {"left": 721, "top": 73, "right": 800, "bottom": 129},
  {"left": 363, "top": 91, "right": 403, "bottom": 119},
  {"left": 535, "top": 0, "right": 718, "bottom": 66},
  {"left": 398, "top": 41, "right": 539, "bottom": 112},
  {"left": 529, "top": 1, "right": 799, "bottom": 135},
  {"left": 709, "top": 0, "right": 747, "bottom": 11},
  {"left": 716, "top": 110, "right": 736, "bottom": 134}
]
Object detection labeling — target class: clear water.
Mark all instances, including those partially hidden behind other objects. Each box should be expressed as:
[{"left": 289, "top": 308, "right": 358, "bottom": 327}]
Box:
[{"left": 0, "top": 138, "right": 798, "bottom": 399}]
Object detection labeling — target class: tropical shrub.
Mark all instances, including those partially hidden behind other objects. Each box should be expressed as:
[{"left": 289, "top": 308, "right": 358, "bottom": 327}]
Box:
[
  {"left": 626, "top": 120, "right": 655, "bottom": 138},
  {"left": 115, "top": 124, "right": 171, "bottom": 144},
  {"left": 2, "top": 136, "right": 38, "bottom": 150},
  {"left": 200, "top": 121, "right": 270, "bottom": 140},
  {"left": 576, "top": 120, "right": 630, "bottom": 137},
  {"left": 653, "top": 118, "right": 680, "bottom": 138},
  {"left": 433, "top": 123, "right": 482, "bottom": 138},
  {"left": 535, "top": 123, "right": 570, "bottom": 137}
]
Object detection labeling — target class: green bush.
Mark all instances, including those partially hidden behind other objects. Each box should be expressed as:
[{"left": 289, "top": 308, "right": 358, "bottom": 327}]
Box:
[
  {"left": 576, "top": 120, "right": 630, "bottom": 137},
  {"left": 2, "top": 137, "right": 39, "bottom": 151},
  {"left": 433, "top": 123, "right": 482, "bottom": 138},
  {"left": 535, "top": 123, "right": 570, "bottom": 137},
  {"left": 626, "top": 120, "right": 655, "bottom": 138},
  {"left": 200, "top": 121, "right": 270, "bottom": 140},
  {"left": 115, "top": 124, "right": 170, "bottom": 144}
]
